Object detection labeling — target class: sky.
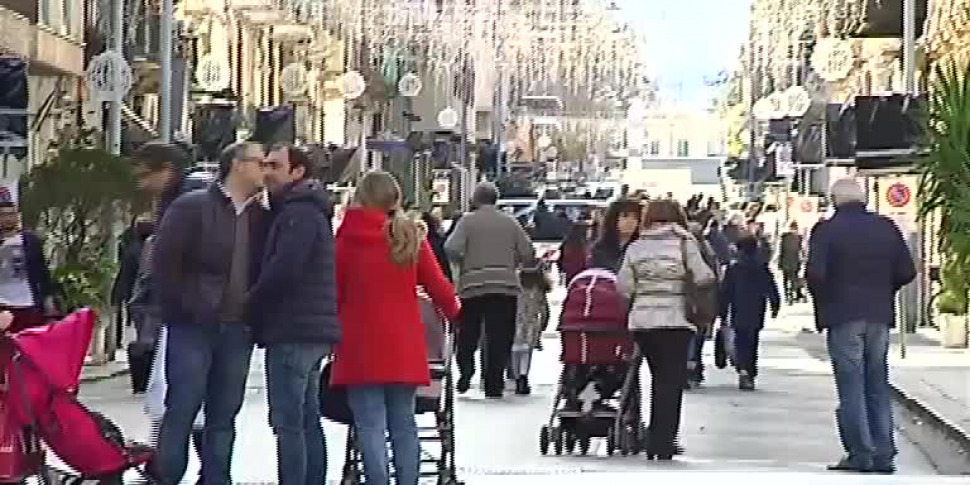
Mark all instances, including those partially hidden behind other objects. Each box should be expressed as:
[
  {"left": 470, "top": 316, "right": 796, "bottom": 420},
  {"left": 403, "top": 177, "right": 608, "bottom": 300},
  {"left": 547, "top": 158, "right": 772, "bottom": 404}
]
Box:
[{"left": 616, "top": 0, "right": 752, "bottom": 109}]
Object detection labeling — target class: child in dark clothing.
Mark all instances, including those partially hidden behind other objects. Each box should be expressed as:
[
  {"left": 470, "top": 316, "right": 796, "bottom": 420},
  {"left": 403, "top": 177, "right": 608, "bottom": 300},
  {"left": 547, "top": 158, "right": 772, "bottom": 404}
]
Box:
[{"left": 720, "top": 237, "right": 781, "bottom": 390}]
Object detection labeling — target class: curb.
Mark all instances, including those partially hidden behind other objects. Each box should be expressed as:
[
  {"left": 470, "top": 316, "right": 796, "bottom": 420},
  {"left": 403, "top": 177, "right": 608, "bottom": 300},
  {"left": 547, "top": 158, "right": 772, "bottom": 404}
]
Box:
[
  {"left": 80, "top": 367, "right": 130, "bottom": 384},
  {"left": 889, "top": 381, "right": 970, "bottom": 457},
  {"left": 794, "top": 332, "right": 970, "bottom": 466}
]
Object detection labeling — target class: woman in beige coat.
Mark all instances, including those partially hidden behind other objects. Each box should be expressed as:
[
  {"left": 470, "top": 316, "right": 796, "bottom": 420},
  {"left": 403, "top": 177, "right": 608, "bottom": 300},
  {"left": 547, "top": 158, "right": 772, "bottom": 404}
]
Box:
[{"left": 617, "top": 199, "right": 715, "bottom": 461}]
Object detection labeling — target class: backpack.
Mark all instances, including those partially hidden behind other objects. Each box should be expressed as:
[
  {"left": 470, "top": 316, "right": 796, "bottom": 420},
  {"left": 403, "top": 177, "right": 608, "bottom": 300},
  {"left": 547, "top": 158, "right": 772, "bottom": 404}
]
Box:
[{"left": 559, "top": 269, "right": 627, "bottom": 332}]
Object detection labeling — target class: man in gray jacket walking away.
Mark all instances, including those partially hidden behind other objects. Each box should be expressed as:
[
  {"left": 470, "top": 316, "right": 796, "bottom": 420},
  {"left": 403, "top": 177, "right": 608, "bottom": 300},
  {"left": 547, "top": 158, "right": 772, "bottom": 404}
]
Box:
[{"left": 446, "top": 182, "right": 535, "bottom": 398}]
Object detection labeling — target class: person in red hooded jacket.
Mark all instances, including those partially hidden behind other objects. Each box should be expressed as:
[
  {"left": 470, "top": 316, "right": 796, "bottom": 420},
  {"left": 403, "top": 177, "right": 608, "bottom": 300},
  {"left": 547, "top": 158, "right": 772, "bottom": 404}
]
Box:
[
  {"left": 557, "top": 221, "right": 589, "bottom": 285},
  {"left": 332, "top": 171, "right": 460, "bottom": 485}
]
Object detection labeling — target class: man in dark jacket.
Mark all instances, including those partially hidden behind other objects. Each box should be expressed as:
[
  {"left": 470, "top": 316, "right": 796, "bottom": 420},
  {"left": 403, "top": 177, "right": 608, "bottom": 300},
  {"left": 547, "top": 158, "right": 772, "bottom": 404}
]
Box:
[
  {"left": 807, "top": 178, "right": 916, "bottom": 475},
  {"left": 779, "top": 222, "right": 805, "bottom": 304},
  {"left": 131, "top": 140, "right": 210, "bottom": 479},
  {"left": 250, "top": 144, "right": 337, "bottom": 485},
  {"left": 152, "top": 141, "right": 269, "bottom": 485},
  {"left": 0, "top": 200, "right": 55, "bottom": 333}
]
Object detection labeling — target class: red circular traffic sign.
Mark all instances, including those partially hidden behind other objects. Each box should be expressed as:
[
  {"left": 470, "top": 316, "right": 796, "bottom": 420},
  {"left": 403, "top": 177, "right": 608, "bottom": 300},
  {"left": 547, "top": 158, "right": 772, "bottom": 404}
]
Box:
[{"left": 886, "top": 182, "right": 911, "bottom": 208}]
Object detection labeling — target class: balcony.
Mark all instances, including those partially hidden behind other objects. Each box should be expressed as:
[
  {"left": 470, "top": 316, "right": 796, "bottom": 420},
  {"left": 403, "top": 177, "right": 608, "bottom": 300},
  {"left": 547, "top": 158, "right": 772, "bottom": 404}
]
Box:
[
  {"left": 0, "top": 4, "right": 33, "bottom": 58},
  {"left": 34, "top": 24, "right": 84, "bottom": 75},
  {"left": 0, "top": 5, "right": 84, "bottom": 76},
  {"left": 1, "top": 0, "right": 36, "bottom": 21}
]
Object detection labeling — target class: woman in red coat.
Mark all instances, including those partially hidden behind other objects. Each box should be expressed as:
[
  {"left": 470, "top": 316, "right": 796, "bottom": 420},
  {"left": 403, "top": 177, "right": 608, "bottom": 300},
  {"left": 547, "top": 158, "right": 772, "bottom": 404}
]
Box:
[{"left": 332, "top": 171, "right": 460, "bottom": 485}]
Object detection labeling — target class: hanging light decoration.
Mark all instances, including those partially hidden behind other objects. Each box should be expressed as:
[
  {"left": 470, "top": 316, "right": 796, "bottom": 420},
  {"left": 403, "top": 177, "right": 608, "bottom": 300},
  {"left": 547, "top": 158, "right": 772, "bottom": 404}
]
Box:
[
  {"left": 339, "top": 70, "right": 366, "bottom": 99},
  {"left": 289, "top": 0, "right": 644, "bottom": 130},
  {"left": 280, "top": 62, "right": 310, "bottom": 97},
  {"left": 437, "top": 107, "right": 459, "bottom": 129},
  {"left": 811, "top": 37, "right": 856, "bottom": 82},
  {"left": 398, "top": 72, "right": 422, "bottom": 97}
]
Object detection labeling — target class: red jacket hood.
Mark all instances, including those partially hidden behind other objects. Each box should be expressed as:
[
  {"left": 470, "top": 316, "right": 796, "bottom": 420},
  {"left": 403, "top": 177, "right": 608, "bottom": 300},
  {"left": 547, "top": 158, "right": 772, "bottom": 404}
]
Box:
[{"left": 338, "top": 207, "right": 389, "bottom": 243}]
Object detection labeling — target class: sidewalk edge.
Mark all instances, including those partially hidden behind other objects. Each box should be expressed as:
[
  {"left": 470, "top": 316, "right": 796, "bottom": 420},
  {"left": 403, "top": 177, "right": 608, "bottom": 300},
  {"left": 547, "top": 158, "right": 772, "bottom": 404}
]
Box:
[
  {"left": 792, "top": 331, "right": 970, "bottom": 458},
  {"left": 889, "top": 381, "right": 970, "bottom": 455}
]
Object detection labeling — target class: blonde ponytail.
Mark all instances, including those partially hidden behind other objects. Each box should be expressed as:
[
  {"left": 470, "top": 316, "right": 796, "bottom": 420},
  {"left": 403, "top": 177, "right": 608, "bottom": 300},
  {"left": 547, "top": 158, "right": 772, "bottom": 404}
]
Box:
[
  {"left": 354, "top": 171, "right": 425, "bottom": 266},
  {"left": 386, "top": 210, "right": 425, "bottom": 266}
]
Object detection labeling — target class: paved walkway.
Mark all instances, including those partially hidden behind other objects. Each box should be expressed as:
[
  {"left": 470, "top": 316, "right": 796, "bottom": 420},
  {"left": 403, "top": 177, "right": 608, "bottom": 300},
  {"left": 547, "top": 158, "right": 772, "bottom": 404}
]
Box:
[
  {"left": 71, "top": 319, "right": 940, "bottom": 483},
  {"left": 779, "top": 303, "right": 970, "bottom": 457}
]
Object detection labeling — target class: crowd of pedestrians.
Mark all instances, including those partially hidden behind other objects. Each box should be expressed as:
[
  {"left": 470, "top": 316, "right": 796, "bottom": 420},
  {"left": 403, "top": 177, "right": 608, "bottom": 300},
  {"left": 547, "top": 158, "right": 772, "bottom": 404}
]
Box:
[
  {"left": 112, "top": 139, "right": 916, "bottom": 485},
  {"left": 124, "top": 140, "right": 461, "bottom": 485},
  {"left": 546, "top": 181, "right": 915, "bottom": 473}
]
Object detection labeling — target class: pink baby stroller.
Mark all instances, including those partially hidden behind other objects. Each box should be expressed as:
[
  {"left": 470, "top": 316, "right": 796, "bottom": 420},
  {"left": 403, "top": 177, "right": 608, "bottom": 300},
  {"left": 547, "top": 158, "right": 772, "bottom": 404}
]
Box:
[
  {"left": 540, "top": 269, "right": 645, "bottom": 456},
  {"left": 0, "top": 309, "right": 154, "bottom": 484}
]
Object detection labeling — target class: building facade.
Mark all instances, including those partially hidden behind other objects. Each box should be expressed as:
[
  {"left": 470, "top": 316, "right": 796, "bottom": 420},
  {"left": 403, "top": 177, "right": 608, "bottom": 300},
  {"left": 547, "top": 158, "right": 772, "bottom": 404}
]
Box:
[
  {"left": 632, "top": 108, "right": 727, "bottom": 160},
  {"left": 0, "top": 0, "right": 85, "bottom": 173}
]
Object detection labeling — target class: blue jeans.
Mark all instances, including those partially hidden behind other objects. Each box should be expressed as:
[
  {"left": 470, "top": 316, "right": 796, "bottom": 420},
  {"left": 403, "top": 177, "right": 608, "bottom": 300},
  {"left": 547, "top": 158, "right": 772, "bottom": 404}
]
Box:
[
  {"left": 155, "top": 323, "right": 253, "bottom": 485},
  {"left": 687, "top": 331, "right": 707, "bottom": 380},
  {"left": 346, "top": 385, "right": 419, "bottom": 485},
  {"left": 266, "top": 343, "right": 330, "bottom": 485},
  {"left": 826, "top": 320, "right": 895, "bottom": 468}
]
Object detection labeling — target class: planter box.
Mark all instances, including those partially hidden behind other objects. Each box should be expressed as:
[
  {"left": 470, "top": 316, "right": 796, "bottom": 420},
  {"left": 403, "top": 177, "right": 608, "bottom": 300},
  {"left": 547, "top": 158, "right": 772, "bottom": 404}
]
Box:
[
  {"left": 86, "top": 307, "right": 118, "bottom": 364},
  {"left": 940, "top": 313, "right": 968, "bottom": 349}
]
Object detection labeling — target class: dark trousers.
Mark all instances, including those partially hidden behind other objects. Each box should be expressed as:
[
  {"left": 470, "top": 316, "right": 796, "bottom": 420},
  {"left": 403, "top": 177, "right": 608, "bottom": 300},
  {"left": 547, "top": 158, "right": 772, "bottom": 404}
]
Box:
[
  {"left": 635, "top": 329, "right": 692, "bottom": 454},
  {"left": 457, "top": 294, "right": 517, "bottom": 395},
  {"left": 733, "top": 326, "right": 762, "bottom": 377},
  {"left": 782, "top": 270, "right": 804, "bottom": 303}
]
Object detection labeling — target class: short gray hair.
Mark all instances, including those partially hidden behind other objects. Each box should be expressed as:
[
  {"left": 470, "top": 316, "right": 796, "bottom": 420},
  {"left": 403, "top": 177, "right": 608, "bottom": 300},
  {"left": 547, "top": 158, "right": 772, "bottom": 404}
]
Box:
[
  {"left": 218, "top": 141, "right": 263, "bottom": 180},
  {"left": 830, "top": 178, "right": 866, "bottom": 206},
  {"left": 472, "top": 182, "right": 499, "bottom": 206}
]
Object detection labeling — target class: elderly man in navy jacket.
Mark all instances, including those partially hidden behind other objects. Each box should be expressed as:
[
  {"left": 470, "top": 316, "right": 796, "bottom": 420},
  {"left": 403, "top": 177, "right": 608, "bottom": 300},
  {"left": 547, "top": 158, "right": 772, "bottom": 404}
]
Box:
[
  {"left": 250, "top": 144, "right": 338, "bottom": 485},
  {"left": 807, "top": 178, "right": 916, "bottom": 475}
]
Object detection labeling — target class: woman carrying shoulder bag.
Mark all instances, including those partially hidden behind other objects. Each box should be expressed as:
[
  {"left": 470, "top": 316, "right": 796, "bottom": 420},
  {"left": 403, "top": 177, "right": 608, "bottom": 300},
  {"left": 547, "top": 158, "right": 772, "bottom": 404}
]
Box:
[
  {"left": 617, "top": 199, "right": 715, "bottom": 461},
  {"left": 332, "top": 171, "right": 460, "bottom": 485}
]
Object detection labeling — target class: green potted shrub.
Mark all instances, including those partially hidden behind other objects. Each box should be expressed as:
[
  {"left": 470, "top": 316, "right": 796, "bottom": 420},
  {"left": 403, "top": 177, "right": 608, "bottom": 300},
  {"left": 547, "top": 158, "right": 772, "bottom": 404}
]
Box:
[
  {"left": 19, "top": 131, "right": 138, "bottom": 360},
  {"left": 918, "top": 59, "right": 970, "bottom": 348}
]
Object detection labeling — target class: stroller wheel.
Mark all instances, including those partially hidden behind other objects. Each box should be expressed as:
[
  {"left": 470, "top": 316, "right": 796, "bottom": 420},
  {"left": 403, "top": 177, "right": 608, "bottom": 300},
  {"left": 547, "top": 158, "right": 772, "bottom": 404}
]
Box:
[
  {"left": 637, "top": 424, "right": 649, "bottom": 454},
  {"left": 553, "top": 427, "right": 564, "bottom": 456},
  {"left": 539, "top": 426, "right": 551, "bottom": 455},
  {"left": 565, "top": 433, "right": 577, "bottom": 454},
  {"left": 606, "top": 428, "right": 616, "bottom": 456},
  {"left": 619, "top": 427, "right": 633, "bottom": 456},
  {"left": 579, "top": 435, "right": 591, "bottom": 456}
]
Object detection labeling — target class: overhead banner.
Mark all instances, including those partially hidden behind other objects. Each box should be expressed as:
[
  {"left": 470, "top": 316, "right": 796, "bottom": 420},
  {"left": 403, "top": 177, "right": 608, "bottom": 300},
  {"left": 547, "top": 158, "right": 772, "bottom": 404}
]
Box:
[{"left": 0, "top": 57, "right": 28, "bottom": 161}]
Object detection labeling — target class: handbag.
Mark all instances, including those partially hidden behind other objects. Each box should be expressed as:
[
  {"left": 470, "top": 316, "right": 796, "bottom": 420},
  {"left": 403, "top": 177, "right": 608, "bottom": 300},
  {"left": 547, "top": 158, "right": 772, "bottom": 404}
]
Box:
[
  {"left": 714, "top": 325, "right": 736, "bottom": 369},
  {"left": 680, "top": 238, "right": 719, "bottom": 333},
  {"left": 318, "top": 361, "right": 353, "bottom": 425}
]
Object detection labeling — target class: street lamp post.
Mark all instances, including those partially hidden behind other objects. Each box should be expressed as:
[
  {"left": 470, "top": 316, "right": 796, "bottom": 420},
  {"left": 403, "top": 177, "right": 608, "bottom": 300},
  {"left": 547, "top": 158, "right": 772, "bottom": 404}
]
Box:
[
  {"left": 159, "top": 0, "right": 174, "bottom": 143},
  {"left": 902, "top": 0, "right": 916, "bottom": 94},
  {"left": 108, "top": 0, "right": 123, "bottom": 155}
]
